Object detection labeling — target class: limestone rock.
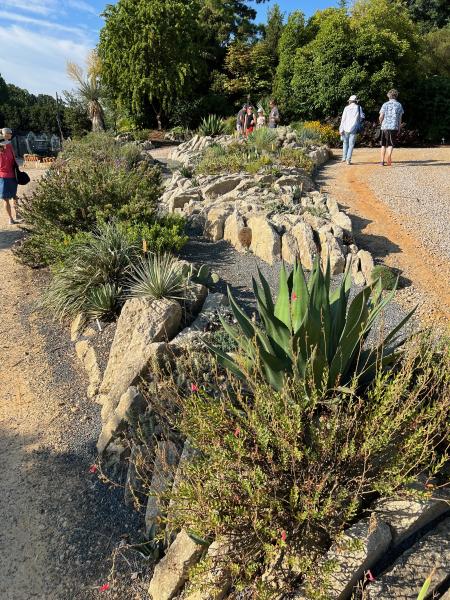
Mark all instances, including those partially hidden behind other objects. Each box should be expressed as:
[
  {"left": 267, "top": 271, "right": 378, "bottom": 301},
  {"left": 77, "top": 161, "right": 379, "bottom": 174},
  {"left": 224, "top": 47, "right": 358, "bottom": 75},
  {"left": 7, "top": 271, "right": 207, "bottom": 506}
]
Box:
[
  {"left": 319, "top": 229, "right": 346, "bottom": 275},
  {"left": 99, "top": 298, "right": 181, "bottom": 421},
  {"left": 324, "top": 516, "right": 391, "bottom": 600},
  {"left": 247, "top": 215, "right": 281, "bottom": 265},
  {"left": 204, "top": 206, "right": 233, "bottom": 241},
  {"left": 332, "top": 211, "right": 352, "bottom": 234},
  {"left": 168, "top": 191, "right": 200, "bottom": 213},
  {"left": 223, "top": 211, "right": 252, "bottom": 251},
  {"left": 366, "top": 517, "right": 450, "bottom": 600},
  {"left": 75, "top": 339, "right": 102, "bottom": 399},
  {"left": 326, "top": 197, "right": 340, "bottom": 216},
  {"left": 184, "top": 283, "right": 208, "bottom": 316},
  {"left": 281, "top": 232, "right": 299, "bottom": 265},
  {"left": 302, "top": 211, "right": 329, "bottom": 232},
  {"left": 145, "top": 441, "right": 180, "bottom": 538},
  {"left": 97, "top": 386, "right": 147, "bottom": 455},
  {"left": 290, "top": 221, "right": 317, "bottom": 270},
  {"left": 148, "top": 530, "right": 204, "bottom": 600},
  {"left": 203, "top": 176, "right": 242, "bottom": 199},
  {"left": 374, "top": 488, "right": 450, "bottom": 546},
  {"left": 357, "top": 250, "right": 375, "bottom": 284}
]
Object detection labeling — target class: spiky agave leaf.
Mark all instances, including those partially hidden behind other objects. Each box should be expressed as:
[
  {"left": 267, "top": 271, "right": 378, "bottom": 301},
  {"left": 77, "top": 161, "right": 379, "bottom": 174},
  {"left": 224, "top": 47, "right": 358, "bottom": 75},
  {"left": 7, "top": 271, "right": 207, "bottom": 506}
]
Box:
[{"left": 129, "top": 252, "right": 187, "bottom": 301}]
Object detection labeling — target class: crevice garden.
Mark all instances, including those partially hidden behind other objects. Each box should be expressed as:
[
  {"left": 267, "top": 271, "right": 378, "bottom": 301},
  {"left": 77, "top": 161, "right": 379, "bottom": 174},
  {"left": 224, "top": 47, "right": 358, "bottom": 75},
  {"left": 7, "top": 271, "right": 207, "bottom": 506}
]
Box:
[{"left": 15, "top": 128, "right": 450, "bottom": 600}]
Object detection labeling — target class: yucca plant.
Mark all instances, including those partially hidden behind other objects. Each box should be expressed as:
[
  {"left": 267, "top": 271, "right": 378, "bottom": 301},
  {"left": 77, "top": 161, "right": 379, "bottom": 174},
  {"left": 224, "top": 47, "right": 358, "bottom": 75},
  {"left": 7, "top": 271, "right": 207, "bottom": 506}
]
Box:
[
  {"left": 67, "top": 51, "right": 105, "bottom": 132},
  {"left": 198, "top": 114, "right": 225, "bottom": 137},
  {"left": 208, "top": 258, "right": 415, "bottom": 394},
  {"left": 85, "top": 283, "right": 123, "bottom": 321},
  {"left": 247, "top": 127, "right": 278, "bottom": 154},
  {"left": 129, "top": 252, "right": 187, "bottom": 301}
]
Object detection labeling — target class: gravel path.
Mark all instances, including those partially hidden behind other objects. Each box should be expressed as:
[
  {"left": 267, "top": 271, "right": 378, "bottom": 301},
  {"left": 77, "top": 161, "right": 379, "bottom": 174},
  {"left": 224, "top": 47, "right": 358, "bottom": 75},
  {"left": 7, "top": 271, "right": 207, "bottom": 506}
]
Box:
[
  {"left": 0, "top": 170, "right": 149, "bottom": 600},
  {"left": 316, "top": 147, "right": 450, "bottom": 324}
]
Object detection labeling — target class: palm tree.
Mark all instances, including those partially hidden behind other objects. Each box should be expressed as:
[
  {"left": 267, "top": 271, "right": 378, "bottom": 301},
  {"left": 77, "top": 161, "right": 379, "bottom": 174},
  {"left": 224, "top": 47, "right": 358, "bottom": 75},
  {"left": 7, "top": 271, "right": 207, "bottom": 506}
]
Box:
[{"left": 67, "top": 51, "right": 105, "bottom": 132}]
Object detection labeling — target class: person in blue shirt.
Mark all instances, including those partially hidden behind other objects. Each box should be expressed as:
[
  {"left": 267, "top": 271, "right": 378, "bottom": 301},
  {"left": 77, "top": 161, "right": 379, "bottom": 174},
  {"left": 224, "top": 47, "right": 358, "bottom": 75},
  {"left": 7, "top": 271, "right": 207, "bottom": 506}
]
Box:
[{"left": 379, "top": 89, "right": 404, "bottom": 166}]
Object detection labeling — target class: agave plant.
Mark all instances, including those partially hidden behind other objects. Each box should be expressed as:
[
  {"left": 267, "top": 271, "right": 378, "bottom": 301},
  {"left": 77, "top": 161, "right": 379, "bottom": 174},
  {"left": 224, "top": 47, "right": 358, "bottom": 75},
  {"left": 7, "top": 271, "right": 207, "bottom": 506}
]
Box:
[
  {"left": 129, "top": 252, "right": 187, "bottom": 300},
  {"left": 198, "top": 115, "right": 225, "bottom": 137},
  {"left": 247, "top": 127, "right": 278, "bottom": 154},
  {"left": 208, "top": 258, "right": 415, "bottom": 394}
]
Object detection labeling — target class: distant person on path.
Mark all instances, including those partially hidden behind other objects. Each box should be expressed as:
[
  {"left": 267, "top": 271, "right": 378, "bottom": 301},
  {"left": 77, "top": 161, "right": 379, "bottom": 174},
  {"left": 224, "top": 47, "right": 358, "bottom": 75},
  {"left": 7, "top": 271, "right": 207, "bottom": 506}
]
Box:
[
  {"left": 244, "top": 106, "right": 256, "bottom": 136},
  {"left": 256, "top": 108, "right": 266, "bottom": 129},
  {"left": 0, "top": 130, "right": 20, "bottom": 225},
  {"left": 379, "top": 89, "right": 404, "bottom": 166},
  {"left": 236, "top": 103, "right": 248, "bottom": 136},
  {"left": 339, "top": 95, "right": 365, "bottom": 165},
  {"left": 268, "top": 99, "right": 280, "bottom": 129}
]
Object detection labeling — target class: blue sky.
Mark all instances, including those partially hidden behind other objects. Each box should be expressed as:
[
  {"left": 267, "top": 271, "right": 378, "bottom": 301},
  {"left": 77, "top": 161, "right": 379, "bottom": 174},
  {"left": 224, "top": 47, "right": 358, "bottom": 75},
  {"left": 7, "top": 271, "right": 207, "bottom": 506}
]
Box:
[{"left": 0, "top": 1, "right": 338, "bottom": 97}]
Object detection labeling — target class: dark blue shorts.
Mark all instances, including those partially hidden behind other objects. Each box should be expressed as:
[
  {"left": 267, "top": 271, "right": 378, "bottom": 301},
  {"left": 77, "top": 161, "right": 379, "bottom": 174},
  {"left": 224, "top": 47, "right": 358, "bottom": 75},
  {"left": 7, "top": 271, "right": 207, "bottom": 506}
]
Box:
[
  {"left": 381, "top": 130, "right": 397, "bottom": 147},
  {"left": 0, "top": 177, "right": 18, "bottom": 199}
]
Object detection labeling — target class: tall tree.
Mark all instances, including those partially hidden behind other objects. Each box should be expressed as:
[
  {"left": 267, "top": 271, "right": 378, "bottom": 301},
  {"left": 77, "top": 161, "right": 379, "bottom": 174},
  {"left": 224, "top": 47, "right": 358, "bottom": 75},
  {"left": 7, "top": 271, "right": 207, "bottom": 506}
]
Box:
[
  {"left": 99, "top": 0, "right": 204, "bottom": 129},
  {"left": 264, "top": 3, "right": 284, "bottom": 58},
  {"left": 400, "top": 0, "right": 449, "bottom": 31},
  {"left": 272, "top": 11, "right": 307, "bottom": 120}
]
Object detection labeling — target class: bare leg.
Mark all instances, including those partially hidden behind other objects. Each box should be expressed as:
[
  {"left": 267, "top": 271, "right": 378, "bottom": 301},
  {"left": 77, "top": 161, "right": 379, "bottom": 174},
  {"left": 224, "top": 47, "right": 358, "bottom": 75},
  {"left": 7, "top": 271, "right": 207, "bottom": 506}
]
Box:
[
  {"left": 386, "top": 146, "right": 393, "bottom": 165},
  {"left": 380, "top": 145, "right": 387, "bottom": 165},
  {"left": 4, "top": 199, "right": 14, "bottom": 222}
]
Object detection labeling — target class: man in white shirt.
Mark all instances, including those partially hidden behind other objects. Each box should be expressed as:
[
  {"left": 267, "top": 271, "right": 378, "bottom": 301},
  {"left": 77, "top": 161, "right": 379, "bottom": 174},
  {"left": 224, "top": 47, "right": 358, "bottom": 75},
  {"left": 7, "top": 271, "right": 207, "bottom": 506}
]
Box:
[{"left": 339, "top": 95, "right": 365, "bottom": 165}]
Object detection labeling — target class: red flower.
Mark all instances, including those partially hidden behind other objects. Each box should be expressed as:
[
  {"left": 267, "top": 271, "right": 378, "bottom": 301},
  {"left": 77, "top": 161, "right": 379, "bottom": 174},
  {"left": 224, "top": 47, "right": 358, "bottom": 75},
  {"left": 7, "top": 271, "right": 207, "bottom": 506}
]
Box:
[
  {"left": 366, "top": 570, "right": 375, "bottom": 582},
  {"left": 281, "top": 530, "right": 287, "bottom": 542},
  {"left": 234, "top": 426, "right": 241, "bottom": 437},
  {"left": 190, "top": 383, "right": 199, "bottom": 392},
  {"left": 89, "top": 464, "right": 98, "bottom": 474},
  {"left": 99, "top": 583, "right": 110, "bottom": 592},
  {"left": 292, "top": 292, "right": 297, "bottom": 301}
]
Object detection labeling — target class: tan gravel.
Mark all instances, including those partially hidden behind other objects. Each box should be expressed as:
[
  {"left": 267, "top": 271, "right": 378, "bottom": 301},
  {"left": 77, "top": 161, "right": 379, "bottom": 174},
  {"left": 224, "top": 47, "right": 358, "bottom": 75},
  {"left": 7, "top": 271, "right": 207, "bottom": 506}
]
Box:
[{"left": 317, "top": 147, "right": 450, "bottom": 325}]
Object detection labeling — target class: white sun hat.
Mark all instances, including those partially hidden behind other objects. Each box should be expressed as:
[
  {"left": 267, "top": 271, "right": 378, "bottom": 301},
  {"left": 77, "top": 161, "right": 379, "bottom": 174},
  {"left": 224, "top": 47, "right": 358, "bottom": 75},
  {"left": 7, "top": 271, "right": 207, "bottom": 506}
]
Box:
[{"left": 348, "top": 94, "right": 358, "bottom": 102}]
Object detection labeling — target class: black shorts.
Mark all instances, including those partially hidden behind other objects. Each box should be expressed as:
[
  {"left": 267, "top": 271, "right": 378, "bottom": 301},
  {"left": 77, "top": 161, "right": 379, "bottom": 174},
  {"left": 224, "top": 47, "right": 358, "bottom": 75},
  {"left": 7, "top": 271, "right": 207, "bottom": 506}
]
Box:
[{"left": 381, "top": 129, "right": 397, "bottom": 147}]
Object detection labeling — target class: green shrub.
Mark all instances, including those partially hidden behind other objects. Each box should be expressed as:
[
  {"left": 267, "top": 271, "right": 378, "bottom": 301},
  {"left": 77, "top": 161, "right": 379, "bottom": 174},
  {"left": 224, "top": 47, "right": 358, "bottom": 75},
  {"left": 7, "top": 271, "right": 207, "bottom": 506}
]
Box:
[
  {"left": 208, "top": 259, "right": 415, "bottom": 394},
  {"left": 371, "top": 265, "right": 398, "bottom": 290},
  {"left": 198, "top": 114, "right": 225, "bottom": 137},
  {"left": 167, "top": 335, "right": 449, "bottom": 597},
  {"left": 278, "top": 147, "right": 314, "bottom": 173},
  {"left": 122, "top": 216, "right": 188, "bottom": 254},
  {"left": 43, "top": 222, "right": 137, "bottom": 321},
  {"left": 290, "top": 121, "right": 340, "bottom": 148},
  {"left": 244, "top": 154, "right": 274, "bottom": 174},
  {"left": 129, "top": 252, "right": 187, "bottom": 301},
  {"left": 62, "top": 132, "right": 142, "bottom": 169},
  {"left": 18, "top": 136, "right": 162, "bottom": 266},
  {"left": 195, "top": 146, "right": 244, "bottom": 175},
  {"left": 222, "top": 116, "right": 237, "bottom": 135}
]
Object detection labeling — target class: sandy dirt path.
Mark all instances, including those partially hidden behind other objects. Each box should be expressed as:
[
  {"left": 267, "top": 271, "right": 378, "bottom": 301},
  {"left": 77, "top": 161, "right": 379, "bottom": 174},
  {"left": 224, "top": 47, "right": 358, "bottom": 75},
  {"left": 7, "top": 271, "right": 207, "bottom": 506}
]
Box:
[
  {"left": 317, "top": 147, "right": 450, "bottom": 324},
  {"left": 0, "top": 171, "right": 144, "bottom": 599}
]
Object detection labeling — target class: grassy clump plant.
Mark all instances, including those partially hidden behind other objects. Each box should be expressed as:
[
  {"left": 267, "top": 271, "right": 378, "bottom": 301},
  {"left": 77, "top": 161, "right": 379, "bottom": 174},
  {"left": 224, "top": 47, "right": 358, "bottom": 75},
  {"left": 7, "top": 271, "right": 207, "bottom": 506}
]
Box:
[
  {"left": 166, "top": 334, "right": 449, "bottom": 598},
  {"left": 43, "top": 222, "right": 137, "bottom": 322},
  {"left": 278, "top": 147, "right": 315, "bottom": 173},
  {"left": 129, "top": 252, "right": 187, "bottom": 301}
]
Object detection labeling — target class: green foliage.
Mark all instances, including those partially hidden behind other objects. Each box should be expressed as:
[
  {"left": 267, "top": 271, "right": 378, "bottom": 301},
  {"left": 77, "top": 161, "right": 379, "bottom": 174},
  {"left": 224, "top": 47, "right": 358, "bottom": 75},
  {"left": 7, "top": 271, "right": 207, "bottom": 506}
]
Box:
[
  {"left": 0, "top": 81, "right": 62, "bottom": 134},
  {"left": 222, "top": 116, "right": 237, "bottom": 135},
  {"left": 43, "top": 222, "right": 137, "bottom": 321},
  {"left": 123, "top": 216, "right": 188, "bottom": 255},
  {"left": 402, "top": 0, "right": 449, "bottom": 31},
  {"left": 17, "top": 133, "right": 162, "bottom": 267},
  {"left": 208, "top": 259, "right": 415, "bottom": 394},
  {"left": 129, "top": 252, "right": 187, "bottom": 301},
  {"left": 247, "top": 127, "right": 278, "bottom": 153},
  {"left": 416, "top": 570, "right": 435, "bottom": 600},
  {"left": 291, "top": 121, "right": 341, "bottom": 147},
  {"left": 98, "top": 0, "right": 203, "bottom": 127},
  {"left": 198, "top": 114, "right": 226, "bottom": 137},
  {"left": 371, "top": 265, "right": 398, "bottom": 290},
  {"left": 167, "top": 335, "right": 450, "bottom": 595},
  {"left": 278, "top": 147, "right": 314, "bottom": 172},
  {"left": 195, "top": 144, "right": 244, "bottom": 175}
]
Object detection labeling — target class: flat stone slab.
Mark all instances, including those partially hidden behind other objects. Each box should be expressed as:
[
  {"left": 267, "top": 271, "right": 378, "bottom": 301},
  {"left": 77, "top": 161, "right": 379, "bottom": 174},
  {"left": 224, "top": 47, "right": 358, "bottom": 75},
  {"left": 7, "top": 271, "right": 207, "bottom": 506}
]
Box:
[{"left": 366, "top": 516, "right": 450, "bottom": 600}]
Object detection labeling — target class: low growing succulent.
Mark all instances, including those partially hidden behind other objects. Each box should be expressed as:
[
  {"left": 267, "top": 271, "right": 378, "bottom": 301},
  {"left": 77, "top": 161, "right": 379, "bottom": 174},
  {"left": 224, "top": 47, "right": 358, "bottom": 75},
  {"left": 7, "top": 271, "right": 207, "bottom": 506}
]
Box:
[
  {"left": 208, "top": 258, "right": 415, "bottom": 394},
  {"left": 198, "top": 114, "right": 225, "bottom": 137}
]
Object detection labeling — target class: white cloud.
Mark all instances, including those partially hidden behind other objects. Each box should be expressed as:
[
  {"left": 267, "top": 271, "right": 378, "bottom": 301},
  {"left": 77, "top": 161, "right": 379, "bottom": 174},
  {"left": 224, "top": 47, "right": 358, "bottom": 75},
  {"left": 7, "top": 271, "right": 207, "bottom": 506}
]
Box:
[
  {"left": 66, "top": 0, "right": 99, "bottom": 16},
  {"left": 0, "top": 9, "right": 88, "bottom": 36},
  {"left": 0, "top": 25, "right": 91, "bottom": 95},
  {"left": 0, "top": 0, "right": 57, "bottom": 16}
]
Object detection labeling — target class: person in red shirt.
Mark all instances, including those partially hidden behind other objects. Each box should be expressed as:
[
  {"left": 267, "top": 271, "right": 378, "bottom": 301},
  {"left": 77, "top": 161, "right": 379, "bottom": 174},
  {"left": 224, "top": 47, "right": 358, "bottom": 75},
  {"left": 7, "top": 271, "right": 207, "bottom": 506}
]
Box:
[{"left": 0, "top": 136, "right": 20, "bottom": 225}]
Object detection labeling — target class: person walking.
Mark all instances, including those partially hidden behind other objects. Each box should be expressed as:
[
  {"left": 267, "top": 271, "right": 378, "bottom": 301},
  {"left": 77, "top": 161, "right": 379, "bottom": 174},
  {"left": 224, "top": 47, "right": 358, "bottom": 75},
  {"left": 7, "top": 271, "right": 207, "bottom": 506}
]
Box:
[
  {"left": 0, "top": 132, "right": 20, "bottom": 225},
  {"left": 268, "top": 99, "right": 280, "bottom": 129},
  {"left": 339, "top": 95, "right": 365, "bottom": 165},
  {"left": 379, "top": 89, "right": 404, "bottom": 166}
]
